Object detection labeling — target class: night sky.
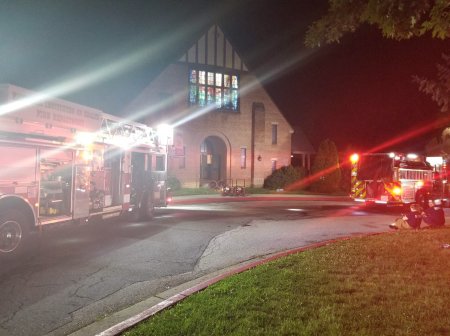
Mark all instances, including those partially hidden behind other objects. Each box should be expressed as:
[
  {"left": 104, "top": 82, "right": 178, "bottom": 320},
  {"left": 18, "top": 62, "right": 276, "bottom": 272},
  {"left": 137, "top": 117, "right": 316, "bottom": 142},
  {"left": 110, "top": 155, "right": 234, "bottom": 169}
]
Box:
[{"left": 0, "top": 0, "right": 448, "bottom": 153}]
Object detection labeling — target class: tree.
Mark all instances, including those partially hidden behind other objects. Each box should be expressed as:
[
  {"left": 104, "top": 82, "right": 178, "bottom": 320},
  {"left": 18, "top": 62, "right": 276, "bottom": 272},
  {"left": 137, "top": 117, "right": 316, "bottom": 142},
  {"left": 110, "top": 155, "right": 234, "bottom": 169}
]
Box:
[
  {"left": 414, "top": 54, "right": 450, "bottom": 113},
  {"left": 305, "top": 0, "right": 449, "bottom": 48},
  {"left": 304, "top": 0, "right": 449, "bottom": 115},
  {"left": 310, "top": 139, "right": 341, "bottom": 193}
]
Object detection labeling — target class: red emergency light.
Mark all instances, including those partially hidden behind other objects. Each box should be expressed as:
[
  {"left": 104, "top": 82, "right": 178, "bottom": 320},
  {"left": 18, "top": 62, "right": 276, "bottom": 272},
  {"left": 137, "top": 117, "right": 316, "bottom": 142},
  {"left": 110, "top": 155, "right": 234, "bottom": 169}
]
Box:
[{"left": 350, "top": 153, "right": 359, "bottom": 164}]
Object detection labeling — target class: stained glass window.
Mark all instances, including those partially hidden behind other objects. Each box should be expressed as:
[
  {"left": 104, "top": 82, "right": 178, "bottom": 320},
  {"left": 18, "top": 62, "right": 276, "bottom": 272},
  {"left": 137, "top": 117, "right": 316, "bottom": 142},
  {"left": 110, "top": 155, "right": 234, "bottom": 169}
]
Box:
[
  {"left": 232, "top": 75, "right": 238, "bottom": 89},
  {"left": 199, "top": 86, "right": 206, "bottom": 106},
  {"left": 215, "top": 88, "right": 222, "bottom": 108},
  {"left": 189, "top": 85, "right": 197, "bottom": 104},
  {"left": 207, "top": 87, "right": 214, "bottom": 105},
  {"left": 207, "top": 72, "right": 214, "bottom": 85},
  {"left": 188, "top": 69, "right": 239, "bottom": 111},
  {"left": 231, "top": 90, "right": 238, "bottom": 110},
  {"left": 215, "top": 73, "right": 222, "bottom": 87},
  {"left": 224, "top": 75, "right": 230, "bottom": 88},
  {"left": 199, "top": 71, "right": 206, "bottom": 85},
  {"left": 189, "top": 70, "right": 197, "bottom": 84},
  {"left": 223, "top": 89, "right": 231, "bottom": 108}
]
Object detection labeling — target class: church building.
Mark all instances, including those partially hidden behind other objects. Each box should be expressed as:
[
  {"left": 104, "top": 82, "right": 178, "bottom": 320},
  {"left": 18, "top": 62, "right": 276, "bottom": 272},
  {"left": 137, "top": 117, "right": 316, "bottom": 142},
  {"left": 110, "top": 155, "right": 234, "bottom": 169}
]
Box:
[{"left": 125, "top": 24, "right": 296, "bottom": 188}]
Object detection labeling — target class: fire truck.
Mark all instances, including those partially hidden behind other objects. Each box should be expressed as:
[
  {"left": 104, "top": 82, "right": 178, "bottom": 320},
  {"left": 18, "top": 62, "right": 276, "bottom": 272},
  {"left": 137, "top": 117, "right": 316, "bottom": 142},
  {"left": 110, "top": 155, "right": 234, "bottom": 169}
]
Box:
[
  {"left": 349, "top": 152, "right": 449, "bottom": 207},
  {"left": 0, "top": 84, "right": 170, "bottom": 255}
]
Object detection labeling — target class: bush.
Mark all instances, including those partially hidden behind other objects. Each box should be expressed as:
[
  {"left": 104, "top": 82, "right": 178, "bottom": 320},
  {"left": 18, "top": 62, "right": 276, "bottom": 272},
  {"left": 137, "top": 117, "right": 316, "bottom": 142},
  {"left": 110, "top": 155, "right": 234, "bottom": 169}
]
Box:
[
  {"left": 167, "top": 176, "right": 181, "bottom": 191},
  {"left": 263, "top": 165, "right": 307, "bottom": 190}
]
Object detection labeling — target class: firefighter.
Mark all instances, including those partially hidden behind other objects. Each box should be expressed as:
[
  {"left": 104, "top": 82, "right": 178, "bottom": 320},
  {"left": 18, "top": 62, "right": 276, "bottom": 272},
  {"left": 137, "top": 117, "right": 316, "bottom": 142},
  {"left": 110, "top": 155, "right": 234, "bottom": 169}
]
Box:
[
  {"left": 422, "top": 199, "right": 445, "bottom": 228},
  {"left": 389, "top": 203, "right": 422, "bottom": 230}
]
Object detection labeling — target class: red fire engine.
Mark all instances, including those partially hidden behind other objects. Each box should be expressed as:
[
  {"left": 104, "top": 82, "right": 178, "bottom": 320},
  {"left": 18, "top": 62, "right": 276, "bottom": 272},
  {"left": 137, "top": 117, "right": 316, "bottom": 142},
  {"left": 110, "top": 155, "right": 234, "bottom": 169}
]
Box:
[
  {"left": 349, "top": 152, "right": 449, "bottom": 207},
  {"left": 0, "top": 84, "right": 170, "bottom": 255}
]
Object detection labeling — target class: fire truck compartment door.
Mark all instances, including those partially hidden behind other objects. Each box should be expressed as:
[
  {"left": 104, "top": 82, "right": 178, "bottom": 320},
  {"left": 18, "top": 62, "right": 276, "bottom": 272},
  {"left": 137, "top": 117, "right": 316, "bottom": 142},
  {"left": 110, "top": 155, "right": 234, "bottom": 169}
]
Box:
[{"left": 73, "top": 165, "right": 90, "bottom": 219}]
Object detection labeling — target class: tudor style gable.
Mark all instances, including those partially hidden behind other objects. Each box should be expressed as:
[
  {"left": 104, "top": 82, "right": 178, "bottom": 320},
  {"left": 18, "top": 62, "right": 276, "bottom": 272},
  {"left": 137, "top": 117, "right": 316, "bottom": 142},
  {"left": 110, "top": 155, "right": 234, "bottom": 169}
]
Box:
[
  {"left": 178, "top": 24, "right": 248, "bottom": 72},
  {"left": 124, "top": 23, "right": 298, "bottom": 188},
  {"left": 178, "top": 25, "right": 248, "bottom": 113}
]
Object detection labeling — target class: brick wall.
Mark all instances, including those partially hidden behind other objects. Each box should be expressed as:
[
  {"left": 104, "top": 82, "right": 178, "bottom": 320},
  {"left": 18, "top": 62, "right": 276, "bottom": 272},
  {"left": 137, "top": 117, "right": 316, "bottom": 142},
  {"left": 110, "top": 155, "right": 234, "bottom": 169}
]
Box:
[{"left": 125, "top": 63, "right": 293, "bottom": 188}]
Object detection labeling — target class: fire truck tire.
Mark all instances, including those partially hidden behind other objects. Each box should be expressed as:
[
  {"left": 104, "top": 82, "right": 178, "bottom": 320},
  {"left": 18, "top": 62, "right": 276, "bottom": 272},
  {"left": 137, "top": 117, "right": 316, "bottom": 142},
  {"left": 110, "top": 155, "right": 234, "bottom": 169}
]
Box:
[
  {"left": 139, "top": 193, "right": 154, "bottom": 220},
  {"left": 0, "top": 210, "right": 29, "bottom": 256}
]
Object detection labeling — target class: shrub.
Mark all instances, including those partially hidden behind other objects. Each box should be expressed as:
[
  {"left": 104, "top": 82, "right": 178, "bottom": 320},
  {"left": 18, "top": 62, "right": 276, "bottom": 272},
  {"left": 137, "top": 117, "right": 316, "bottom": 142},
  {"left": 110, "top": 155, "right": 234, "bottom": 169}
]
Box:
[
  {"left": 263, "top": 165, "right": 307, "bottom": 190},
  {"left": 167, "top": 176, "right": 181, "bottom": 191}
]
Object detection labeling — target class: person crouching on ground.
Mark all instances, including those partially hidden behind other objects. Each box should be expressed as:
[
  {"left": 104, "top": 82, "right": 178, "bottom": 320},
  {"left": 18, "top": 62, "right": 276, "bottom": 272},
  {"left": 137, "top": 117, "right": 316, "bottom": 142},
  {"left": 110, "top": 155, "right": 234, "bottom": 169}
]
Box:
[
  {"left": 389, "top": 203, "right": 422, "bottom": 230},
  {"left": 422, "top": 199, "right": 445, "bottom": 228}
]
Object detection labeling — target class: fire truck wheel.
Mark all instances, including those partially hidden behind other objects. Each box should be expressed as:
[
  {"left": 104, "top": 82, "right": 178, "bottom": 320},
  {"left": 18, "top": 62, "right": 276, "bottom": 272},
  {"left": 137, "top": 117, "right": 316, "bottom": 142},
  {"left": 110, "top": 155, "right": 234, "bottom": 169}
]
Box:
[
  {"left": 139, "top": 193, "right": 154, "bottom": 220},
  {"left": 0, "top": 210, "right": 29, "bottom": 255}
]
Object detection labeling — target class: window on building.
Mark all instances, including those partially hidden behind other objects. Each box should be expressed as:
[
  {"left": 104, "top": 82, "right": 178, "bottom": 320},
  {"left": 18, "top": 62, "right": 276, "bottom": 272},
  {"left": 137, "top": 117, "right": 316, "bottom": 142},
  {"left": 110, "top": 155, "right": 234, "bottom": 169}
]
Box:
[
  {"left": 179, "top": 146, "right": 186, "bottom": 169},
  {"left": 155, "top": 155, "right": 165, "bottom": 171},
  {"left": 178, "top": 157, "right": 185, "bottom": 169},
  {"left": 271, "top": 159, "right": 277, "bottom": 172},
  {"left": 240, "top": 147, "right": 246, "bottom": 169},
  {"left": 189, "top": 69, "right": 239, "bottom": 111},
  {"left": 271, "top": 124, "right": 278, "bottom": 145}
]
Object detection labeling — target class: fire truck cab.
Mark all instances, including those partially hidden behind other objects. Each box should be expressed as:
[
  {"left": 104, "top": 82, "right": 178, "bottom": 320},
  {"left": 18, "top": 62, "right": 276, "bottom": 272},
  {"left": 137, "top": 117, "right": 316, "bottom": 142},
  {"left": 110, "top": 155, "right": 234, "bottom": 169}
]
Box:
[
  {"left": 350, "top": 152, "right": 448, "bottom": 207},
  {"left": 0, "top": 84, "right": 170, "bottom": 256}
]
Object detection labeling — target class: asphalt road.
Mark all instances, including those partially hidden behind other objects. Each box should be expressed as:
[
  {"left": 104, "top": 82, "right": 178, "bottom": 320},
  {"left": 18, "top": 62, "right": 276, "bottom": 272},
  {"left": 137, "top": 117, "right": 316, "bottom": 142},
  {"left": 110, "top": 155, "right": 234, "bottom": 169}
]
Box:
[{"left": 0, "top": 197, "right": 398, "bottom": 336}]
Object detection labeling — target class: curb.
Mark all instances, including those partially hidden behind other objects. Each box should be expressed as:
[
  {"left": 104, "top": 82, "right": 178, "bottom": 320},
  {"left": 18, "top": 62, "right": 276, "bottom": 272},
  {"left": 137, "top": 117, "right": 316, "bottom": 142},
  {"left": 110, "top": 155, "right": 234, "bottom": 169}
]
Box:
[{"left": 95, "top": 232, "right": 382, "bottom": 336}]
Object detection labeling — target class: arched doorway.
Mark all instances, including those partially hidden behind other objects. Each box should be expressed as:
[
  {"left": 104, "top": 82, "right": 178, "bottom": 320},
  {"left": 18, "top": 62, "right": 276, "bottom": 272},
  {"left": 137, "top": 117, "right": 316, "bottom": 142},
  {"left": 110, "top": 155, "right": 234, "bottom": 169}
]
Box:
[{"left": 200, "top": 136, "right": 227, "bottom": 187}]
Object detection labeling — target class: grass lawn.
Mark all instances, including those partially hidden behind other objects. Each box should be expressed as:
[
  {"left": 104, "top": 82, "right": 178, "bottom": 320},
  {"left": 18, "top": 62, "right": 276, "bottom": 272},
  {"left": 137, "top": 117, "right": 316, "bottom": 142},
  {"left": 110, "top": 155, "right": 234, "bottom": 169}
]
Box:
[
  {"left": 123, "top": 228, "right": 450, "bottom": 336},
  {"left": 171, "top": 187, "right": 348, "bottom": 197}
]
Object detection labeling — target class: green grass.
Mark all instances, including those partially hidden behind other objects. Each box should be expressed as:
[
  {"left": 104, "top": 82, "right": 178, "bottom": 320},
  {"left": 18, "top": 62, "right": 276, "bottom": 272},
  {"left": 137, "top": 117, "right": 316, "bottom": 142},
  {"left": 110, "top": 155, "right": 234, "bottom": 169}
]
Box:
[
  {"left": 123, "top": 228, "right": 450, "bottom": 336},
  {"left": 170, "top": 187, "right": 348, "bottom": 197},
  {"left": 170, "top": 188, "right": 221, "bottom": 196}
]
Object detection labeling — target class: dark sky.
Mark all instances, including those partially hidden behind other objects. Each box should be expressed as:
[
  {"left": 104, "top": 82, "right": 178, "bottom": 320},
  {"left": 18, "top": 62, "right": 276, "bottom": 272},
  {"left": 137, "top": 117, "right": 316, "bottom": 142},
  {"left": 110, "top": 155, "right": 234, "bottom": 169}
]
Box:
[{"left": 0, "top": 0, "right": 448, "bottom": 153}]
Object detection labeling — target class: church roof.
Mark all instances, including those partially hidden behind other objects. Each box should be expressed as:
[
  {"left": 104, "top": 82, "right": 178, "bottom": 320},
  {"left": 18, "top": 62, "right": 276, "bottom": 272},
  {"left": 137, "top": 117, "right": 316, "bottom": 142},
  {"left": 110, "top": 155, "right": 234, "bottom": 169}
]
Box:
[
  {"left": 291, "top": 126, "right": 315, "bottom": 154},
  {"left": 178, "top": 24, "right": 248, "bottom": 72}
]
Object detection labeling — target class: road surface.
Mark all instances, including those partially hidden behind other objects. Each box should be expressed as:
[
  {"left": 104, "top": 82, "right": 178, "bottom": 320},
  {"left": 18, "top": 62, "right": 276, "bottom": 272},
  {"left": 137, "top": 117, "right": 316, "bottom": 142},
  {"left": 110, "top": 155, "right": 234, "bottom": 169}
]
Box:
[{"left": 0, "top": 197, "right": 397, "bottom": 336}]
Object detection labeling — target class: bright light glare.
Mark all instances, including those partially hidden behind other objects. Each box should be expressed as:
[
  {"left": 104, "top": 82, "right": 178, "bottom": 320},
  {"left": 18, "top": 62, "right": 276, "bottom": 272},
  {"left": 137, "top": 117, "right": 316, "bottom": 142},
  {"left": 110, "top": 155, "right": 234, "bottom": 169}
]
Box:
[
  {"left": 416, "top": 180, "right": 424, "bottom": 187},
  {"left": 426, "top": 157, "right": 443, "bottom": 166},
  {"left": 407, "top": 153, "right": 418, "bottom": 159},
  {"left": 392, "top": 187, "right": 402, "bottom": 195},
  {"left": 80, "top": 149, "right": 93, "bottom": 161},
  {"left": 0, "top": 17, "right": 211, "bottom": 121},
  {"left": 75, "top": 132, "right": 96, "bottom": 146},
  {"left": 157, "top": 124, "right": 173, "bottom": 145},
  {"left": 350, "top": 153, "right": 359, "bottom": 164}
]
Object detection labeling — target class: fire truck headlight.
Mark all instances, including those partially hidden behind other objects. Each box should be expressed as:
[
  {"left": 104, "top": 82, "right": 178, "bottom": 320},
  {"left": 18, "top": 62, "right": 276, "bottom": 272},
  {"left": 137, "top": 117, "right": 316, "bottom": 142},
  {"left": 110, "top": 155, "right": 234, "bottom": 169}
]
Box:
[
  {"left": 350, "top": 153, "right": 359, "bottom": 164},
  {"left": 392, "top": 186, "right": 402, "bottom": 195},
  {"left": 416, "top": 180, "right": 424, "bottom": 188}
]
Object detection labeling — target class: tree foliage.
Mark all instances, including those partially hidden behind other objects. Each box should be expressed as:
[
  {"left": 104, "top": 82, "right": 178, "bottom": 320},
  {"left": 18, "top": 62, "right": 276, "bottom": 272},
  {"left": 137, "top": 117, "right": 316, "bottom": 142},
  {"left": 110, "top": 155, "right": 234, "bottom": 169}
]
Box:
[
  {"left": 305, "top": 0, "right": 449, "bottom": 114},
  {"left": 263, "top": 165, "right": 307, "bottom": 190},
  {"left": 310, "top": 139, "right": 341, "bottom": 193},
  {"left": 414, "top": 54, "right": 450, "bottom": 113},
  {"left": 305, "top": 0, "right": 450, "bottom": 48}
]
